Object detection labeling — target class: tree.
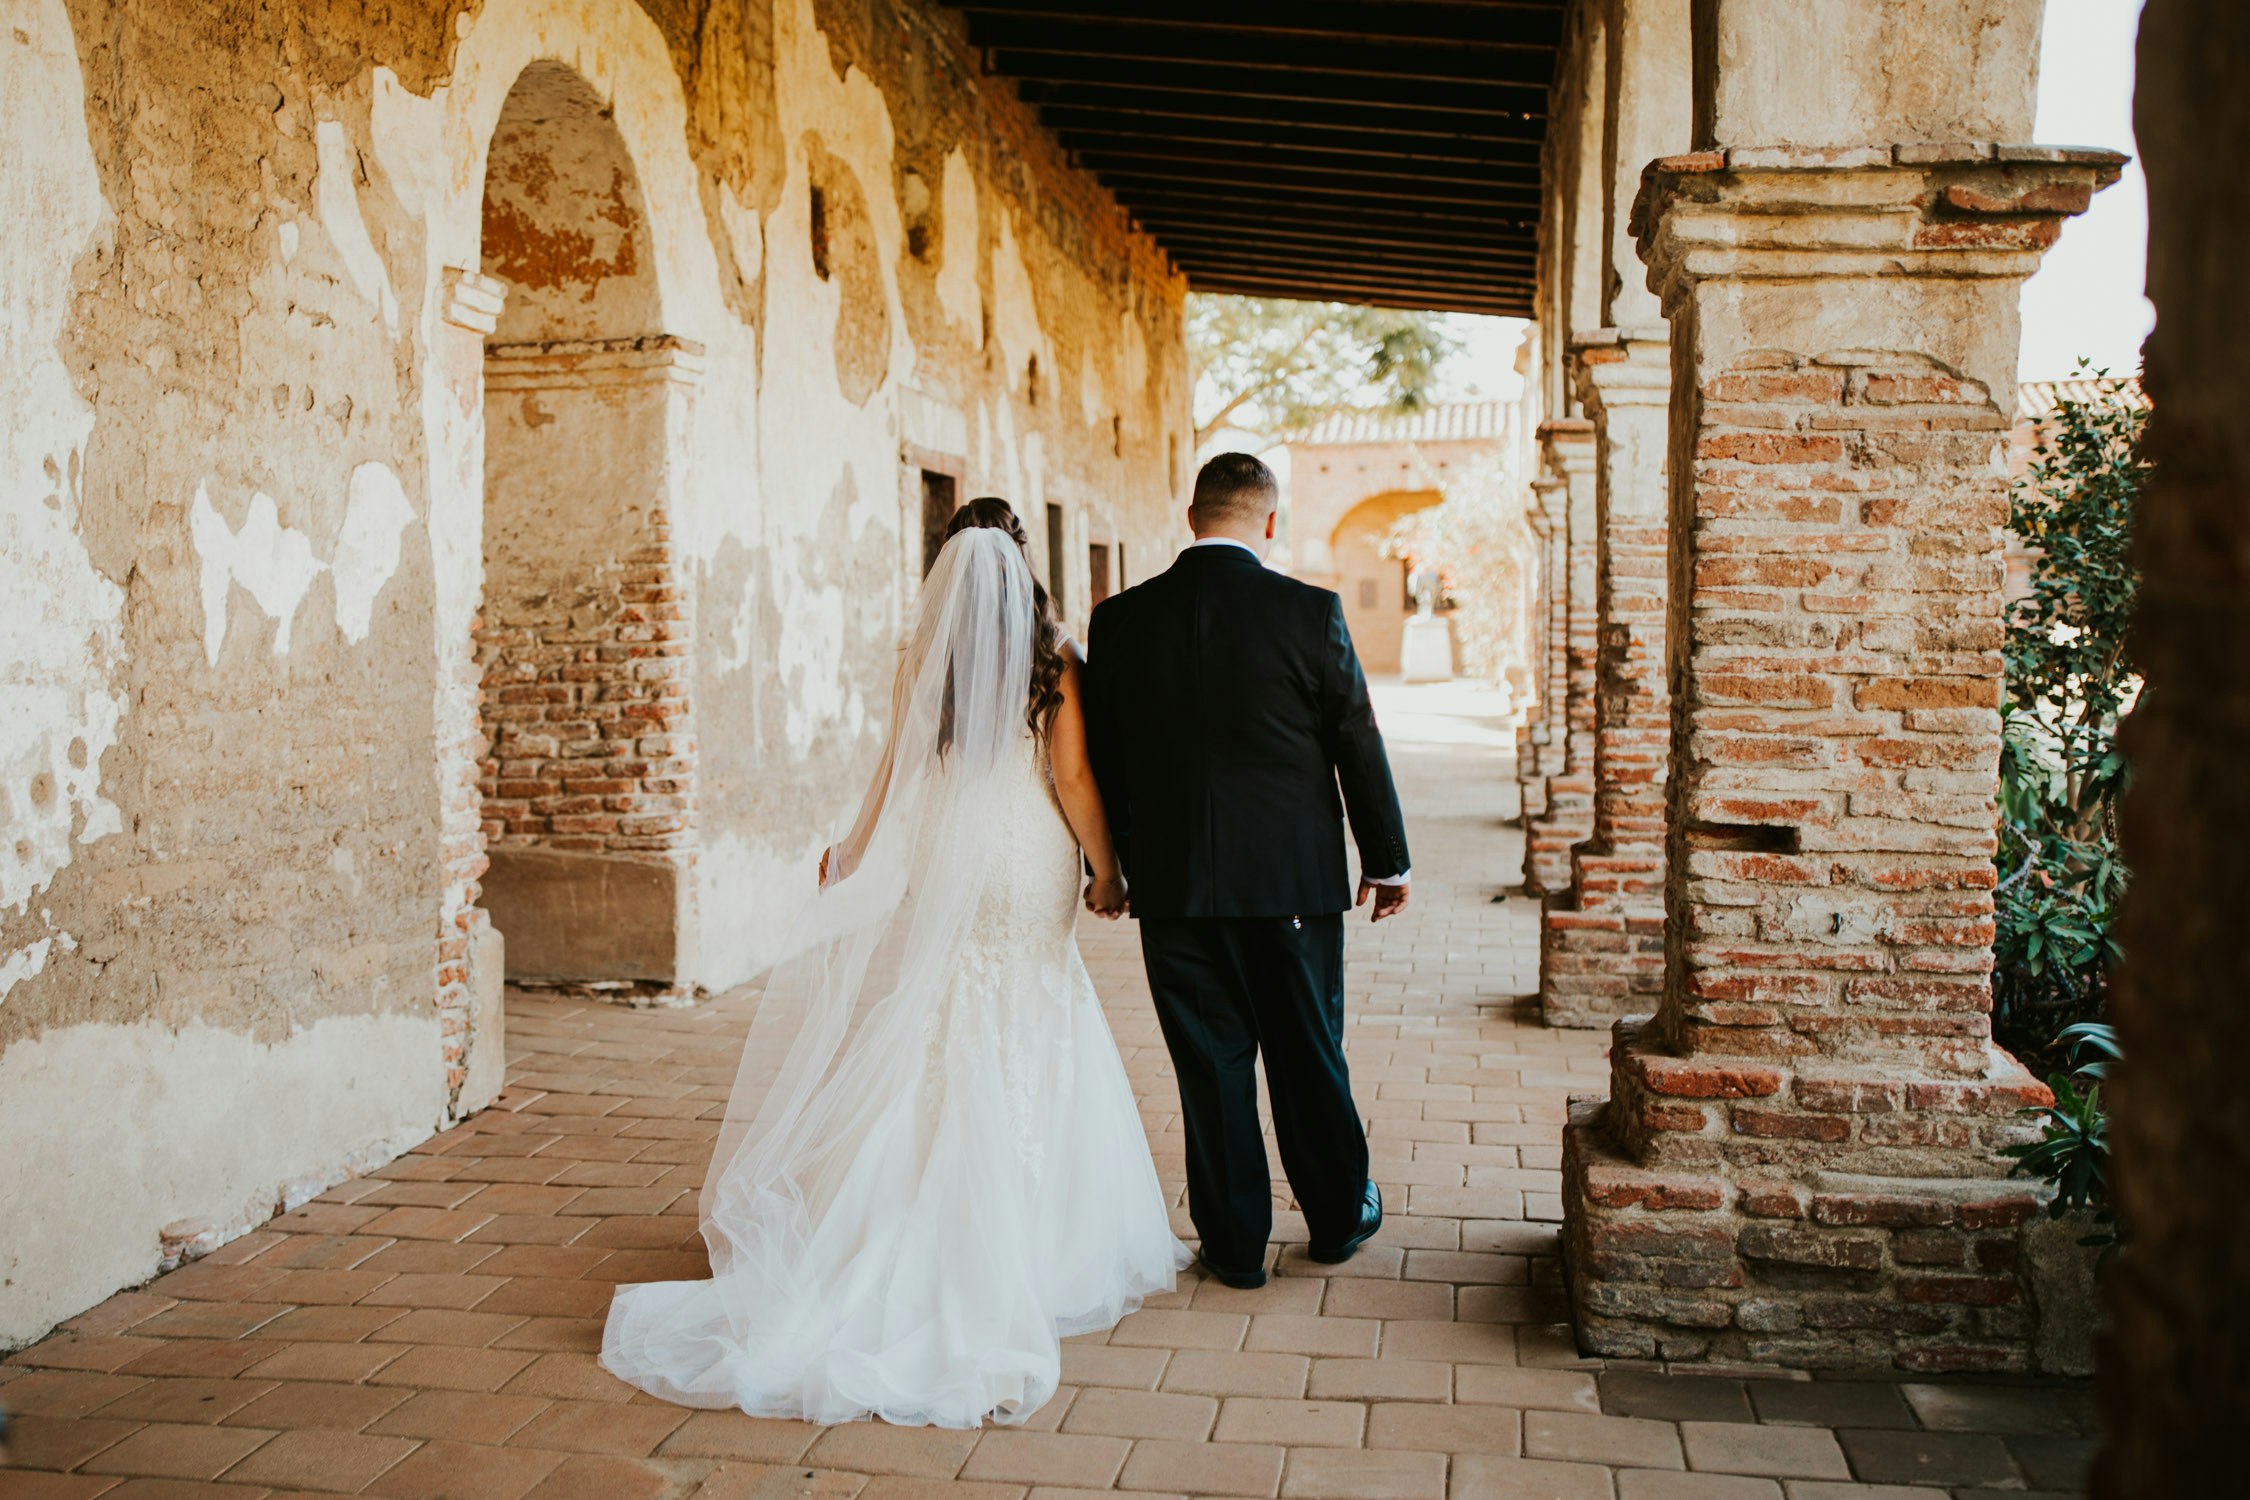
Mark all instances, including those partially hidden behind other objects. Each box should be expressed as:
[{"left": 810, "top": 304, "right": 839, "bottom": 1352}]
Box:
[{"left": 1188, "top": 296, "right": 1460, "bottom": 450}]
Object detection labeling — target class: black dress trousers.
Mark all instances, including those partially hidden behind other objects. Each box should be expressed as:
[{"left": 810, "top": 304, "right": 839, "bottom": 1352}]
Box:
[{"left": 1138, "top": 913, "right": 1369, "bottom": 1271}]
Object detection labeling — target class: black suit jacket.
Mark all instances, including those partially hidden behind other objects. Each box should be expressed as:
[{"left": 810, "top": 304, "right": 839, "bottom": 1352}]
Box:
[{"left": 1086, "top": 542, "right": 1410, "bottom": 920}]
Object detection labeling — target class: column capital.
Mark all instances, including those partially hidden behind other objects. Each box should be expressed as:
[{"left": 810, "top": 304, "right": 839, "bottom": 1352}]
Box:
[
  {"left": 1537, "top": 418, "right": 1598, "bottom": 477},
  {"left": 1570, "top": 328, "right": 1672, "bottom": 413},
  {"left": 1631, "top": 146, "right": 2126, "bottom": 307}
]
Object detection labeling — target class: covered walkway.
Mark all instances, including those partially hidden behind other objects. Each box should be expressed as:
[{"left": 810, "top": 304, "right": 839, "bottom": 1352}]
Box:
[{"left": 1, "top": 687, "right": 2093, "bottom": 1498}]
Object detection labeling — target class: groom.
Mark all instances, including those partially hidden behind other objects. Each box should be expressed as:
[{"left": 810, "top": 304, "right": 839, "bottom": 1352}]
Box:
[{"left": 1087, "top": 452, "right": 1411, "bottom": 1289}]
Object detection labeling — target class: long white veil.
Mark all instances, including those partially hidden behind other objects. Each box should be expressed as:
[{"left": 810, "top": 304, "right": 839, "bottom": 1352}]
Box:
[{"left": 602, "top": 526, "right": 1050, "bottom": 1410}]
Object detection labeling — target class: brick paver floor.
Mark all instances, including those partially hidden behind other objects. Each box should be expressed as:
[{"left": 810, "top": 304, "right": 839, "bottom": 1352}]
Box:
[{"left": 1, "top": 683, "right": 2097, "bottom": 1498}]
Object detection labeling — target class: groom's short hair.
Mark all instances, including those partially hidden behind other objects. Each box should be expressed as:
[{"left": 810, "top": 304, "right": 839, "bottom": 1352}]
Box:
[{"left": 1190, "top": 452, "right": 1279, "bottom": 527}]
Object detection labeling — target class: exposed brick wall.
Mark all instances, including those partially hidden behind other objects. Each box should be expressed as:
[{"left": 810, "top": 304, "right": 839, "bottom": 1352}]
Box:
[
  {"left": 1515, "top": 491, "right": 1559, "bottom": 824},
  {"left": 1541, "top": 336, "right": 1672, "bottom": 1029},
  {"left": 477, "top": 531, "right": 696, "bottom": 856},
  {"left": 476, "top": 341, "right": 700, "bottom": 872},
  {"left": 1525, "top": 425, "right": 1597, "bottom": 893},
  {"left": 1558, "top": 149, "right": 2124, "bottom": 1373}
]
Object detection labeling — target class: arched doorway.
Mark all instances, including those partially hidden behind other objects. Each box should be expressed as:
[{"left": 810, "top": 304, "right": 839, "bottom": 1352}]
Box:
[
  {"left": 474, "top": 61, "right": 702, "bottom": 986},
  {"left": 1331, "top": 489, "right": 1446, "bottom": 677}
]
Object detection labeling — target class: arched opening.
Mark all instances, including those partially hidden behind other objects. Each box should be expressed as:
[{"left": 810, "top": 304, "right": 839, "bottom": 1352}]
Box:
[
  {"left": 1330, "top": 489, "right": 1446, "bottom": 677},
  {"left": 474, "top": 61, "right": 701, "bottom": 987}
]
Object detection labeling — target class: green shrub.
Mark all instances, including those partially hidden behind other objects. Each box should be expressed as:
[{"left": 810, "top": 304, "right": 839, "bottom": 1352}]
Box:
[{"left": 1992, "top": 372, "right": 2145, "bottom": 1066}]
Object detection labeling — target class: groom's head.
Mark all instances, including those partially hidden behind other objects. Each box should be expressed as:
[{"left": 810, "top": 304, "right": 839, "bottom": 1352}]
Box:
[{"left": 1189, "top": 453, "right": 1279, "bottom": 551}]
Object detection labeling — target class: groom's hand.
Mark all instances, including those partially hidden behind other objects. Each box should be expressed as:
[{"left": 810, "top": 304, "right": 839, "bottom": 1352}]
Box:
[{"left": 1357, "top": 879, "right": 1409, "bottom": 922}]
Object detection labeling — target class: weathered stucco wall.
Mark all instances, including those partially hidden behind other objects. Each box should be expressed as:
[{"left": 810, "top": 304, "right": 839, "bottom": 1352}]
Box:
[{"left": 0, "top": 0, "right": 1188, "bottom": 1345}]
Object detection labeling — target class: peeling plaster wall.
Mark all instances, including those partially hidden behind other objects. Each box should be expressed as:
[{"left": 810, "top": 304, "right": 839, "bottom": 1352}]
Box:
[{"left": 0, "top": 0, "right": 1187, "bottom": 1344}]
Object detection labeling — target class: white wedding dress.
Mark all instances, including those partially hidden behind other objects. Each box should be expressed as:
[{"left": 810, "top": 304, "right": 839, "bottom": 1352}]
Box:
[{"left": 601, "top": 529, "right": 1186, "bottom": 1428}]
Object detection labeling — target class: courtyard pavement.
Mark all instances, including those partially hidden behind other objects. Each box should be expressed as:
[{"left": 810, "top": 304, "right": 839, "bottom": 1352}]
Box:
[{"left": 0, "top": 683, "right": 2096, "bottom": 1498}]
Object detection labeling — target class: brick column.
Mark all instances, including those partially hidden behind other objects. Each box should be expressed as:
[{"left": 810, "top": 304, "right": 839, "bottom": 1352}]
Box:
[
  {"left": 1541, "top": 328, "right": 1670, "bottom": 1027},
  {"left": 1515, "top": 486, "right": 1559, "bottom": 824},
  {"left": 1524, "top": 423, "right": 1596, "bottom": 893},
  {"left": 1560, "top": 145, "right": 2121, "bottom": 1371}
]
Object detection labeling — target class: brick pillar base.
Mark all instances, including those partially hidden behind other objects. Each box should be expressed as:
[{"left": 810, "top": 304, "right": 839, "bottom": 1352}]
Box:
[
  {"left": 1525, "top": 424, "right": 1597, "bottom": 893},
  {"left": 1558, "top": 145, "right": 2122, "bottom": 1372},
  {"left": 1543, "top": 330, "right": 1671, "bottom": 1028}
]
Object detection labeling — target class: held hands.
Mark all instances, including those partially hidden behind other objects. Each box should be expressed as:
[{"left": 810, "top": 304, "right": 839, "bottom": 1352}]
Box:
[
  {"left": 1356, "top": 879, "right": 1409, "bottom": 922},
  {"left": 1084, "top": 873, "right": 1130, "bottom": 919}
]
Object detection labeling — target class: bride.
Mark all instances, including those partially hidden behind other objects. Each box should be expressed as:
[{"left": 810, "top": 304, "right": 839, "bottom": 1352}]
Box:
[{"left": 601, "top": 498, "right": 1188, "bottom": 1428}]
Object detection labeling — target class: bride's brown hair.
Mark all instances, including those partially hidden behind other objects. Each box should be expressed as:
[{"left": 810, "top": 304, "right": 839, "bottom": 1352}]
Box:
[{"left": 943, "top": 497, "right": 1067, "bottom": 739}]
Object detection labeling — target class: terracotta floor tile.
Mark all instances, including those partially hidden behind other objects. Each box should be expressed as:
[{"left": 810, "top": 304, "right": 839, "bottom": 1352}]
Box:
[
  {"left": 219, "top": 1427, "right": 420, "bottom": 1490},
  {"left": 111, "top": 1344, "right": 273, "bottom": 1382},
  {"left": 1056, "top": 1387, "right": 1217, "bottom": 1442},
  {"left": 653, "top": 1410, "right": 823, "bottom": 1462},
  {"left": 1055, "top": 1343, "right": 1169, "bottom": 1392},
  {"left": 1305, "top": 1359, "right": 1450, "bottom": 1404},
  {"left": 505, "top": 1398, "right": 687, "bottom": 1456},
  {"left": 1158, "top": 1351, "right": 1311, "bottom": 1400},
  {"left": 1450, "top": 1454, "right": 1616, "bottom": 1500},
  {"left": 367, "top": 1346, "right": 538, "bottom": 1393},
  {"left": 93, "top": 1379, "right": 275, "bottom": 1426},
  {"left": 1214, "top": 1399, "right": 1367, "bottom": 1449},
  {"left": 367, "top": 1309, "right": 530, "bottom": 1348},
  {"left": 236, "top": 1342, "right": 403, "bottom": 1385},
  {"left": 1455, "top": 1365, "right": 1600, "bottom": 1414},
  {"left": 220, "top": 1380, "right": 413, "bottom": 1432},
  {"left": 353, "top": 1242, "right": 505, "bottom": 1278},
  {"left": 1, "top": 1371, "right": 150, "bottom": 1418},
  {"left": 368, "top": 1390, "right": 554, "bottom": 1445},
  {"left": 1525, "top": 1412, "right": 1684, "bottom": 1470},
  {"left": 361, "top": 1439, "right": 566, "bottom": 1500},
  {"left": 1243, "top": 1317, "right": 1380, "bottom": 1360},
  {"left": 1106, "top": 1310, "right": 1248, "bottom": 1352},
  {"left": 80, "top": 1423, "right": 275, "bottom": 1481},
  {"left": 958, "top": 1432, "right": 1130, "bottom": 1488},
  {"left": 519, "top": 1453, "right": 675, "bottom": 1500},
  {"left": 5, "top": 1414, "right": 147, "bottom": 1472},
  {"left": 0, "top": 1471, "right": 124, "bottom": 1498},
  {"left": 1278, "top": 1446, "right": 1447, "bottom": 1499},
  {"left": 1366, "top": 1402, "right": 1521, "bottom": 1457},
  {"left": 243, "top": 1305, "right": 409, "bottom": 1344},
  {"left": 496, "top": 1353, "right": 635, "bottom": 1403},
  {"left": 802, "top": 1422, "right": 982, "bottom": 1478},
  {"left": 1122, "top": 1438, "right": 1285, "bottom": 1497}
]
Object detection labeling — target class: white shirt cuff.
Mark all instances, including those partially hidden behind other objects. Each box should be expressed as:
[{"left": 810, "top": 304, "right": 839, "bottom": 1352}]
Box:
[{"left": 1366, "top": 870, "right": 1410, "bottom": 885}]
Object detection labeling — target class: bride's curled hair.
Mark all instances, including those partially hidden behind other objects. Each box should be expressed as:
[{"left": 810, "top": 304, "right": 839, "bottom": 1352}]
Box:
[{"left": 942, "top": 497, "right": 1067, "bottom": 739}]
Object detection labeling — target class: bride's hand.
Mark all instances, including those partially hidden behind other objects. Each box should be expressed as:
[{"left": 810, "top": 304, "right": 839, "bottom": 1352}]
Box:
[{"left": 1084, "top": 874, "right": 1128, "bottom": 918}]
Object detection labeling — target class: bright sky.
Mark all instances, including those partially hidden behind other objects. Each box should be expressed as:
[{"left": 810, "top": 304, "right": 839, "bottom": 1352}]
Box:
[
  {"left": 2019, "top": 0, "right": 2150, "bottom": 380},
  {"left": 1434, "top": 0, "right": 2150, "bottom": 399}
]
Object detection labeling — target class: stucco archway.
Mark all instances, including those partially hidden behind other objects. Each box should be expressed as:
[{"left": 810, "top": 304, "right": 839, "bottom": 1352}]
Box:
[
  {"left": 471, "top": 60, "right": 704, "bottom": 988},
  {"left": 1330, "top": 489, "right": 1445, "bottom": 677}
]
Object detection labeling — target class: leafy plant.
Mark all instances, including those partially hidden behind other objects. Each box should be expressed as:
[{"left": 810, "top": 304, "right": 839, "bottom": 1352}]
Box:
[
  {"left": 1187, "top": 296, "right": 1460, "bottom": 449},
  {"left": 2004, "top": 1022, "right": 2123, "bottom": 1259},
  {"left": 1991, "top": 370, "right": 2146, "bottom": 1062}
]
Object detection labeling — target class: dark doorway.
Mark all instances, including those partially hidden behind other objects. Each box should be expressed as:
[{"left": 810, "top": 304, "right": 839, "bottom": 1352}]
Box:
[
  {"left": 1045, "top": 502, "right": 1067, "bottom": 614},
  {"left": 920, "top": 469, "right": 958, "bottom": 576},
  {"left": 1089, "top": 542, "right": 1113, "bottom": 606}
]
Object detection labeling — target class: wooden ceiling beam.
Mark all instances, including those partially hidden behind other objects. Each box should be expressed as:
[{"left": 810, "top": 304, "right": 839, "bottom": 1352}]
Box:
[
  {"left": 1013, "top": 82, "right": 1546, "bottom": 142},
  {"left": 1037, "top": 111, "right": 1542, "bottom": 169},
  {"left": 1184, "top": 273, "right": 1531, "bottom": 316},
  {"left": 986, "top": 51, "right": 1545, "bottom": 113},
  {"left": 968, "top": 16, "right": 1552, "bottom": 87},
  {"left": 955, "top": 0, "right": 1564, "bottom": 51},
  {"left": 1057, "top": 132, "right": 1548, "bottom": 188},
  {"left": 1093, "top": 160, "right": 1536, "bottom": 213}
]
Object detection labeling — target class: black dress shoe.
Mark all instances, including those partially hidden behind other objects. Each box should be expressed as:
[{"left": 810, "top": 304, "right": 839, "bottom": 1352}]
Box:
[
  {"left": 1307, "top": 1181, "right": 1383, "bottom": 1264},
  {"left": 1195, "top": 1253, "right": 1268, "bottom": 1290}
]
